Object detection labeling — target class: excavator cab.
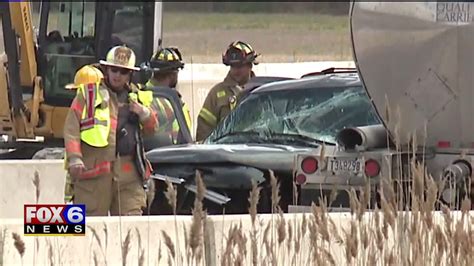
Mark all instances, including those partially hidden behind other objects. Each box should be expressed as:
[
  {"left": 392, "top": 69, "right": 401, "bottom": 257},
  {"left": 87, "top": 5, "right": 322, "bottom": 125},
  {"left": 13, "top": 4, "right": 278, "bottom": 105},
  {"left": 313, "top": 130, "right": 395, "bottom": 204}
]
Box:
[
  {"left": 37, "top": 2, "right": 157, "bottom": 107},
  {"left": 0, "top": 2, "right": 192, "bottom": 158}
]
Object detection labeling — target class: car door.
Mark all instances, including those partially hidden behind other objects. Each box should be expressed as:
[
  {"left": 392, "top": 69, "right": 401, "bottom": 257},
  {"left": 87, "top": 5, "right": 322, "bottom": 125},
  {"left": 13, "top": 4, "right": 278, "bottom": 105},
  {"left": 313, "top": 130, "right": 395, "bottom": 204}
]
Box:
[{"left": 144, "top": 87, "right": 193, "bottom": 150}]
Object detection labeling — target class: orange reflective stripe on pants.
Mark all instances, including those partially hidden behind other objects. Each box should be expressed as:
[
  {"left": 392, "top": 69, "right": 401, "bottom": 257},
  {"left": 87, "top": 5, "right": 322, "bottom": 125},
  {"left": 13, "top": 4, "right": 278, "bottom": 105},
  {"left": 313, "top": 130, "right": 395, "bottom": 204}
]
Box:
[{"left": 121, "top": 161, "right": 133, "bottom": 173}]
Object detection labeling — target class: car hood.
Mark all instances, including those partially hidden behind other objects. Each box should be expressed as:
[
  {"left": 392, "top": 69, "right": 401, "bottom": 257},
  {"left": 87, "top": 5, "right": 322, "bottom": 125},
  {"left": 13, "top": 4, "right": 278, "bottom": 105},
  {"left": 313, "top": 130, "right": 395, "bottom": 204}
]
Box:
[{"left": 146, "top": 143, "right": 320, "bottom": 171}]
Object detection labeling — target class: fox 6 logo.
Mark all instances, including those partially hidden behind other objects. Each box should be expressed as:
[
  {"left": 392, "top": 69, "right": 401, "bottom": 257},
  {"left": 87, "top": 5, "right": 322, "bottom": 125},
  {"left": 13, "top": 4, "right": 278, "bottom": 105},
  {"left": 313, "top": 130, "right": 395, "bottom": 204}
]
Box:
[{"left": 25, "top": 204, "right": 86, "bottom": 224}]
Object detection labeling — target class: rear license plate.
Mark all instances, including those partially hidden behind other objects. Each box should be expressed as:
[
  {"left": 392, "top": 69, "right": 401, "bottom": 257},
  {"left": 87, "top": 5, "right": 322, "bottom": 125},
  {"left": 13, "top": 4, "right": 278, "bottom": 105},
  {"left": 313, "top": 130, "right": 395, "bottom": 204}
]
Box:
[{"left": 328, "top": 157, "right": 363, "bottom": 175}]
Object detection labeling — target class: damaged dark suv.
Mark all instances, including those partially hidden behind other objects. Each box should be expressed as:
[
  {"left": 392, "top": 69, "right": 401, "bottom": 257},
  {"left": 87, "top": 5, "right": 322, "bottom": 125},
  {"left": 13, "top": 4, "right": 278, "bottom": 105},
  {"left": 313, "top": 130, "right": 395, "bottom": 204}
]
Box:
[{"left": 146, "top": 69, "right": 380, "bottom": 215}]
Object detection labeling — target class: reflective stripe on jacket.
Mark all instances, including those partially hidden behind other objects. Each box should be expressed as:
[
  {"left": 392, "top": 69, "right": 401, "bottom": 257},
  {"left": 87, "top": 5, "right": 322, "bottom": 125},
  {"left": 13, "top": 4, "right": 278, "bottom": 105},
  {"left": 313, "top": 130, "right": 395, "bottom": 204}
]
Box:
[
  {"left": 77, "top": 82, "right": 110, "bottom": 147},
  {"left": 144, "top": 80, "right": 192, "bottom": 143}
]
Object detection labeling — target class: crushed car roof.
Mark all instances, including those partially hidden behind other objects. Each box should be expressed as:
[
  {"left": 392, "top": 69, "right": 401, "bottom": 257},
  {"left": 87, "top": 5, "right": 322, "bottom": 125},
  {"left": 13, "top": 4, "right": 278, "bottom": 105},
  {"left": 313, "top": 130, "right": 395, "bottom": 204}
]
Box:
[{"left": 252, "top": 72, "right": 362, "bottom": 94}]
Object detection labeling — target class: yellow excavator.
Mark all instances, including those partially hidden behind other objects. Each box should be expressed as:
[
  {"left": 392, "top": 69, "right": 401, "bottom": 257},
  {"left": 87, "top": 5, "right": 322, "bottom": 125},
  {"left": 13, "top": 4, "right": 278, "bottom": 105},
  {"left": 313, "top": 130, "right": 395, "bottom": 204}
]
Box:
[{"left": 0, "top": 2, "right": 191, "bottom": 159}]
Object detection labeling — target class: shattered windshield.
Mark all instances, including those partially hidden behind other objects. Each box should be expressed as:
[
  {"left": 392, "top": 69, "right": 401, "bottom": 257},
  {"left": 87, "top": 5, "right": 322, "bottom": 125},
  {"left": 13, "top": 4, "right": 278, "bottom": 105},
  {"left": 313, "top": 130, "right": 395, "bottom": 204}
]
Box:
[{"left": 206, "top": 85, "right": 381, "bottom": 145}]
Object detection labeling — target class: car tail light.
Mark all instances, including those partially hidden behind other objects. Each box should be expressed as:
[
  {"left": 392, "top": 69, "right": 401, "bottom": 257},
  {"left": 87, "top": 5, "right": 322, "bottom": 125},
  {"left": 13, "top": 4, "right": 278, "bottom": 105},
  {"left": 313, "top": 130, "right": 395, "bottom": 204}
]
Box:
[
  {"left": 295, "top": 174, "right": 307, "bottom": 185},
  {"left": 365, "top": 159, "right": 380, "bottom": 177},
  {"left": 301, "top": 157, "right": 318, "bottom": 174},
  {"left": 437, "top": 141, "right": 451, "bottom": 148}
]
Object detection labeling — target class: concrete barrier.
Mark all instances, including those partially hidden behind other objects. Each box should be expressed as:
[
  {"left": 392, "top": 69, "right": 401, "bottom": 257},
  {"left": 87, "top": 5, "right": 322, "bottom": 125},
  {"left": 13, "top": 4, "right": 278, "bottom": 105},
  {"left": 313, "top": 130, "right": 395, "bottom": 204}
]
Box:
[
  {"left": 0, "top": 160, "right": 65, "bottom": 219},
  {"left": 209, "top": 212, "right": 350, "bottom": 264},
  {"left": 0, "top": 212, "right": 472, "bottom": 265},
  {"left": 0, "top": 216, "right": 192, "bottom": 266}
]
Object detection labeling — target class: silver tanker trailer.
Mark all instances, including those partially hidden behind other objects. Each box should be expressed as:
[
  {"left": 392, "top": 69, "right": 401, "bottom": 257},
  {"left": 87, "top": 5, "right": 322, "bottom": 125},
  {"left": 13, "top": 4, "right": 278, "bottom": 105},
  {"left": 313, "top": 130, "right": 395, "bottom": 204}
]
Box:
[{"left": 293, "top": 1, "right": 474, "bottom": 210}]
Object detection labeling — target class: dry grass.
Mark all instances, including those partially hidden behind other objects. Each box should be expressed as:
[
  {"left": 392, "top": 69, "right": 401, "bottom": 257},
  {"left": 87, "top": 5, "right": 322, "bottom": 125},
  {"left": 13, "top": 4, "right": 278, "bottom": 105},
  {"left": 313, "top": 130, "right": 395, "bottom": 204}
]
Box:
[
  {"left": 187, "top": 171, "right": 207, "bottom": 265},
  {"left": 25, "top": 165, "right": 471, "bottom": 265},
  {"left": 32, "top": 171, "right": 40, "bottom": 266},
  {"left": 121, "top": 228, "right": 132, "bottom": 266},
  {"left": 159, "top": 156, "right": 471, "bottom": 265},
  {"left": 88, "top": 224, "right": 108, "bottom": 265},
  {"left": 164, "top": 177, "right": 182, "bottom": 265},
  {"left": 33, "top": 171, "right": 40, "bottom": 203},
  {"left": 135, "top": 227, "right": 145, "bottom": 266},
  {"left": 0, "top": 168, "right": 471, "bottom": 265},
  {"left": 12, "top": 232, "right": 25, "bottom": 264},
  {"left": 0, "top": 228, "right": 6, "bottom": 266},
  {"left": 161, "top": 230, "right": 175, "bottom": 260},
  {"left": 157, "top": 242, "right": 162, "bottom": 265}
]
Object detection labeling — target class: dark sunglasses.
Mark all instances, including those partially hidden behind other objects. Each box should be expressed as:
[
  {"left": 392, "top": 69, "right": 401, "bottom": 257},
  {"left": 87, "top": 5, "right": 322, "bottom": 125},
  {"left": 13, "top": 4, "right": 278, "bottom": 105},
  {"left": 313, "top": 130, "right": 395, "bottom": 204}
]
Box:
[{"left": 110, "top": 67, "right": 131, "bottom": 75}]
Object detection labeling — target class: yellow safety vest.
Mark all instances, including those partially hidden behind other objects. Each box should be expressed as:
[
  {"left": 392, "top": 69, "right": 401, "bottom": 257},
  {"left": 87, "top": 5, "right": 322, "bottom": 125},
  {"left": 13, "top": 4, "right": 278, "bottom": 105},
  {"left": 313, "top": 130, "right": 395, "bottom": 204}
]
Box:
[
  {"left": 77, "top": 82, "right": 110, "bottom": 147},
  {"left": 77, "top": 83, "right": 154, "bottom": 147}
]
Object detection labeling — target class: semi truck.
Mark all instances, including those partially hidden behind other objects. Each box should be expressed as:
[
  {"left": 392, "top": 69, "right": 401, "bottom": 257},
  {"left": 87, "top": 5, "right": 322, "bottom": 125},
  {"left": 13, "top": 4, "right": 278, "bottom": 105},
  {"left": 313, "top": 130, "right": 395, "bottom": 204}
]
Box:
[{"left": 294, "top": 1, "right": 473, "bottom": 210}]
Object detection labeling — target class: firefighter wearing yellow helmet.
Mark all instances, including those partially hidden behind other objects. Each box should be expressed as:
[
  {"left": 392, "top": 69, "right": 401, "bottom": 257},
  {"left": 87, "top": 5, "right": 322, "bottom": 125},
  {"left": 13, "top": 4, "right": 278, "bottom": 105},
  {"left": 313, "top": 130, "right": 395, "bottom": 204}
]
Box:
[
  {"left": 63, "top": 64, "right": 104, "bottom": 203},
  {"left": 196, "top": 40, "right": 259, "bottom": 141},
  {"left": 63, "top": 45, "right": 158, "bottom": 216},
  {"left": 141, "top": 46, "right": 192, "bottom": 146}
]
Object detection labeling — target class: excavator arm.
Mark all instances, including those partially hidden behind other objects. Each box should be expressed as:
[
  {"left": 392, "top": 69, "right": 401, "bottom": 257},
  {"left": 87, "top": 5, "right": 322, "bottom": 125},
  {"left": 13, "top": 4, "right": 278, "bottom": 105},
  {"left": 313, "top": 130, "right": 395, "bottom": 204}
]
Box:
[{"left": 0, "top": 2, "right": 37, "bottom": 141}]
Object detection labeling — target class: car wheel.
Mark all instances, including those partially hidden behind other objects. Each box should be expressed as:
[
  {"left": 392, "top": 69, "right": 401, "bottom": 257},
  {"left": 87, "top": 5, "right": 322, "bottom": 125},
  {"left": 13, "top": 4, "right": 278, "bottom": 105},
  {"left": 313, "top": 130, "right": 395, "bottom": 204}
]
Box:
[{"left": 148, "top": 180, "right": 173, "bottom": 215}]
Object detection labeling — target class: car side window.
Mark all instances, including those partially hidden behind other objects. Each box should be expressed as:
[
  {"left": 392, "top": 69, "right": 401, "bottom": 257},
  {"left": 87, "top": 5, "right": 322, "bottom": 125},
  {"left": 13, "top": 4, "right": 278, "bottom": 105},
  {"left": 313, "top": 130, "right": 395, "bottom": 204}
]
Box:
[
  {"left": 146, "top": 86, "right": 193, "bottom": 144},
  {"left": 150, "top": 96, "right": 182, "bottom": 143}
]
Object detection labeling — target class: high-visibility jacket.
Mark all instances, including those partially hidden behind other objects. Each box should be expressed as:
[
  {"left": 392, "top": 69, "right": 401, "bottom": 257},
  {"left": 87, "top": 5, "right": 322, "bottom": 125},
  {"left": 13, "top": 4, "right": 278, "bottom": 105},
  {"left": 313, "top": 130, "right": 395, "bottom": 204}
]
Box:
[
  {"left": 144, "top": 80, "right": 192, "bottom": 144},
  {"left": 76, "top": 82, "right": 154, "bottom": 147},
  {"left": 64, "top": 82, "right": 157, "bottom": 179},
  {"left": 77, "top": 82, "right": 111, "bottom": 147},
  {"left": 196, "top": 71, "right": 255, "bottom": 141}
]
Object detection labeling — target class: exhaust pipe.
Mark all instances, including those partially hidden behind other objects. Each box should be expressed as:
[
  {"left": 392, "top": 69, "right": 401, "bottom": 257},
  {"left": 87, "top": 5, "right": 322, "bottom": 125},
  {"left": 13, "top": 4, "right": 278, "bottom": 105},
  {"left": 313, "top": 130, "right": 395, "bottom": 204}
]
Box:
[{"left": 336, "top": 124, "right": 390, "bottom": 150}]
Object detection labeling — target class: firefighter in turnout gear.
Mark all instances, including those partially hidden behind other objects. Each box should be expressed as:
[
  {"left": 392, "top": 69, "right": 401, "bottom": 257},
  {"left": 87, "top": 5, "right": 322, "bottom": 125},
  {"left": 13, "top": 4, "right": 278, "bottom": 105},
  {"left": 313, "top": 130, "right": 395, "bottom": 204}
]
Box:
[
  {"left": 64, "top": 45, "right": 158, "bottom": 216},
  {"left": 141, "top": 46, "right": 192, "bottom": 146},
  {"left": 63, "top": 65, "right": 104, "bottom": 203},
  {"left": 196, "top": 41, "right": 258, "bottom": 141}
]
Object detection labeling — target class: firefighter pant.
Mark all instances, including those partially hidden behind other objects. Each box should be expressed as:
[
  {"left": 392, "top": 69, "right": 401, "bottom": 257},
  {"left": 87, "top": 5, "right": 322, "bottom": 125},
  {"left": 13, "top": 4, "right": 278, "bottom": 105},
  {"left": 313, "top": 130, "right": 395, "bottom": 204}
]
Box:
[{"left": 72, "top": 156, "right": 146, "bottom": 216}]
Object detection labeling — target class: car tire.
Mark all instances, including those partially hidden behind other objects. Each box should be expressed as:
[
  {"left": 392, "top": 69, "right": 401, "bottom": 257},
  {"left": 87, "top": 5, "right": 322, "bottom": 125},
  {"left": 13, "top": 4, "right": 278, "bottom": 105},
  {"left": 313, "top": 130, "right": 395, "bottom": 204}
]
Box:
[{"left": 148, "top": 180, "right": 173, "bottom": 215}]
